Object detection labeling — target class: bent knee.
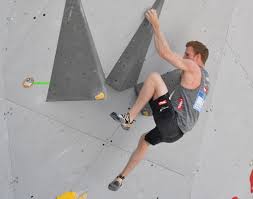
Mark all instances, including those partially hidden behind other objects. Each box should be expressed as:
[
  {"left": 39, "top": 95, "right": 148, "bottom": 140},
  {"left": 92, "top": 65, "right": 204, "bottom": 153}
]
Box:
[
  {"left": 140, "top": 134, "right": 150, "bottom": 146},
  {"left": 148, "top": 72, "right": 161, "bottom": 80}
]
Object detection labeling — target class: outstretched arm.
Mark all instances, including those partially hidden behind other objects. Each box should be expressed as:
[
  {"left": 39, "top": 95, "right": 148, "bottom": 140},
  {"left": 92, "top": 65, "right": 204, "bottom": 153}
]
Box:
[{"left": 145, "top": 9, "right": 191, "bottom": 71}]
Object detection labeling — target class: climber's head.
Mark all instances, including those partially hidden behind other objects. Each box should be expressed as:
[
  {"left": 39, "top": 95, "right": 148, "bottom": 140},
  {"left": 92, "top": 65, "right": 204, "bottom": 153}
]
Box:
[{"left": 184, "top": 41, "right": 209, "bottom": 66}]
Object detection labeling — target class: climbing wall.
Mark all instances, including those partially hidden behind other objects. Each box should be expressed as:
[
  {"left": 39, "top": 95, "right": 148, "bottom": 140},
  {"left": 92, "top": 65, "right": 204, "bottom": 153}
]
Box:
[
  {"left": 1, "top": 0, "right": 253, "bottom": 198},
  {"left": 106, "top": 0, "right": 164, "bottom": 91},
  {"left": 0, "top": 0, "right": 13, "bottom": 198},
  {"left": 47, "top": 0, "right": 106, "bottom": 101},
  {"left": 191, "top": 0, "right": 253, "bottom": 198},
  {"left": 0, "top": 99, "right": 13, "bottom": 199},
  {"left": 0, "top": 74, "right": 12, "bottom": 198}
]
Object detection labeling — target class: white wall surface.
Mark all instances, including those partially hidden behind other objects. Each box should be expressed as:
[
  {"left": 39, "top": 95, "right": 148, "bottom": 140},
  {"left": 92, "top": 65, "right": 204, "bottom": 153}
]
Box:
[
  {"left": 0, "top": 0, "right": 13, "bottom": 198},
  {"left": 0, "top": 100, "right": 13, "bottom": 199},
  {"left": 191, "top": 0, "right": 253, "bottom": 198}
]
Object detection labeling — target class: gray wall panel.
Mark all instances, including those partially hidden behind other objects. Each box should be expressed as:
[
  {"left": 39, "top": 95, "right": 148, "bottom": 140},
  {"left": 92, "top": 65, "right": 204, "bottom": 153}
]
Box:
[
  {"left": 191, "top": 43, "right": 253, "bottom": 199},
  {"left": 81, "top": 0, "right": 155, "bottom": 77},
  {"left": 191, "top": 1, "right": 253, "bottom": 197},
  {"left": 0, "top": 100, "right": 13, "bottom": 199},
  {"left": 6, "top": 101, "right": 105, "bottom": 199},
  {"left": 0, "top": 0, "right": 13, "bottom": 198},
  {"left": 83, "top": 145, "right": 190, "bottom": 198},
  {"left": 106, "top": 0, "right": 165, "bottom": 91},
  {"left": 47, "top": 0, "right": 106, "bottom": 101}
]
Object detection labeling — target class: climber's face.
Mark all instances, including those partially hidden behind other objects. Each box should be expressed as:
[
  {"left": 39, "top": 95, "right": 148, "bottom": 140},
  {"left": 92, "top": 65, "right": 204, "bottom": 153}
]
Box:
[
  {"left": 183, "top": 46, "right": 202, "bottom": 64},
  {"left": 183, "top": 46, "right": 196, "bottom": 60}
]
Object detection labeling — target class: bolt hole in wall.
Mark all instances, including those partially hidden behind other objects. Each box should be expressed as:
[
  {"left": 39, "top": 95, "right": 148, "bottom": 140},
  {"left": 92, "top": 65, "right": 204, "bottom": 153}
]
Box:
[{"left": 33, "top": 13, "right": 46, "bottom": 20}]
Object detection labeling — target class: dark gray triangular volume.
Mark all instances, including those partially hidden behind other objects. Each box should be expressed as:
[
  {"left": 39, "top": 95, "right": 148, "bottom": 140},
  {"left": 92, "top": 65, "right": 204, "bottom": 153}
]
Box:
[
  {"left": 47, "top": 0, "right": 106, "bottom": 101},
  {"left": 106, "top": 0, "right": 165, "bottom": 91},
  {"left": 135, "top": 69, "right": 182, "bottom": 116}
]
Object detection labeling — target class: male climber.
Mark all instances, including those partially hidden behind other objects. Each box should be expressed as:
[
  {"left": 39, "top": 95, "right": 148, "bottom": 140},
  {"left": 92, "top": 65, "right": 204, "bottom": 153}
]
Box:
[{"left": 108, "top": 8, "right": 210, "bottom": 191}]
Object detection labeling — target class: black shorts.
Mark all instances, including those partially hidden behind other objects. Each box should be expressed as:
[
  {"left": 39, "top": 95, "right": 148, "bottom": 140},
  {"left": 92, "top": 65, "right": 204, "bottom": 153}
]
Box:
[{"left": 144, "top": 92, "right": 183, "bottom": 145}]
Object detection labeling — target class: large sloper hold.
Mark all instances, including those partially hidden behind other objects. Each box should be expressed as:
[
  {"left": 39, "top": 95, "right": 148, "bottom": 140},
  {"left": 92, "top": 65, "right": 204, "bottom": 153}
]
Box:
[
  {"left": 106, "top": 0, "right": 165, "bottom": 91},
  {"left": 135, "top": 69, "right": 181, "bottom": 116},
  {"left": 47, "top": 0, "right": 106, "bottom": 101}
]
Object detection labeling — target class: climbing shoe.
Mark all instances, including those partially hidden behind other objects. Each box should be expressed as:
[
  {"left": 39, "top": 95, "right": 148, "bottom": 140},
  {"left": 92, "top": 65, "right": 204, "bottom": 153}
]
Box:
[
  {"left": 110, "top": 112, "right": 135, "bottom": 130},
  {"left": 108, "top": 175, "right": 125, "bottom": 191}
]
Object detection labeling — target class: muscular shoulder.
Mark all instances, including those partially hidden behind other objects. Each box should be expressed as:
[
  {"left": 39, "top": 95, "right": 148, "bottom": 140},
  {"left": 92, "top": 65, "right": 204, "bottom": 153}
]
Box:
[{"left": 182, "top": 59, "right": 200, "bottom": 72}]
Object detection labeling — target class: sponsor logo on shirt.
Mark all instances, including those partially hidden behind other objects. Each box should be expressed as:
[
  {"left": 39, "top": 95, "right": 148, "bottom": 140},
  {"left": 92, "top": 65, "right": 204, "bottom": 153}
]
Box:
[
  {"left": 177, "top": 97, "right": 183, "bottom": 111},
  {"left": 193, "top": 90, "right": 206, "bottom": 112},
  {"left": 158, "top": 99, "right": 167, "bottom": 106}
]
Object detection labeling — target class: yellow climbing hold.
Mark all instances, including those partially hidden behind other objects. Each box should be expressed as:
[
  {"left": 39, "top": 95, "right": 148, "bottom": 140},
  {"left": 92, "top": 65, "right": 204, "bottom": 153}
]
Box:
[
  {"left": 56, "top": 192, "right": 77, "bottom": 199},
  {"left": 95, "top": 92, "right": 105, "bottom": 100},
  {"left": 56, "top": 192, "right": 87, "bottom": 199},
  {"left": 142, "top": 110, "right": 150, "bottom": 116}
]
